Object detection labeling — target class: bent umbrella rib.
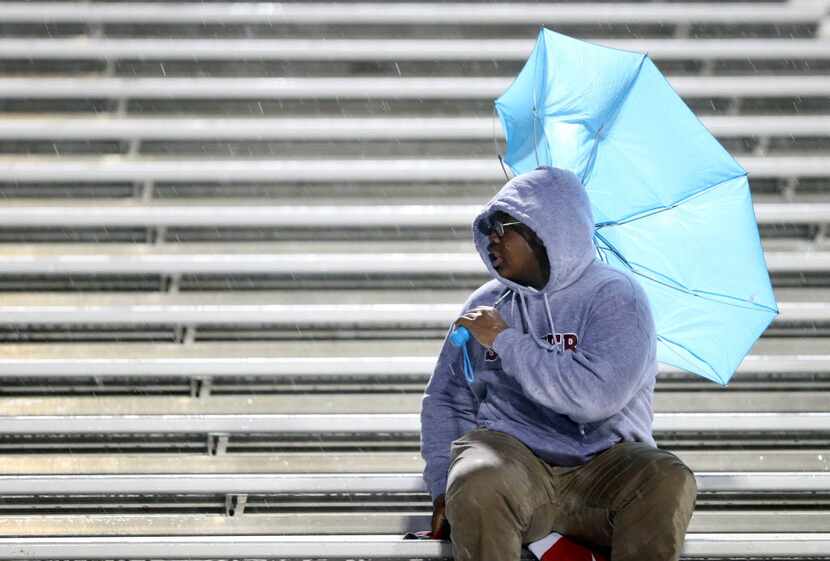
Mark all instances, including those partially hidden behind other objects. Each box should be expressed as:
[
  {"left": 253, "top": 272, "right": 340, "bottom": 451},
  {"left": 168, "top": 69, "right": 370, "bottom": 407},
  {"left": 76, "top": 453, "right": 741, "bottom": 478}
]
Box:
[
  {"left": 594, "top": 171, "right": 749, "bottom": 230},
  {"left": 579, "top": 53, "right": 648, "bottom": 186}
]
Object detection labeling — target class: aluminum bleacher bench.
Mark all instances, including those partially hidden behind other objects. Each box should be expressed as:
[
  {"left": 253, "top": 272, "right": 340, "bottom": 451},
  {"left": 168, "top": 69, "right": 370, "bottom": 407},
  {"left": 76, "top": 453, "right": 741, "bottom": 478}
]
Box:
[
  {"left": 0, "top": 156, "right": 825, "bottom": 183},
  {"left": 1, "top": 389, "right": 828, "bottom": 415},
  {"left": 0, "top": 411, "right": 827, "bottom": 434},
  {"left": 3, "top": 471, "right": 830, "bottom": 496},
  {"left": 0, "top": 115, "right": 827, "bottom": 141},
  {"left": 0, "top": 202, "right": 823, "bottom": 227},
  {"left": 0, "top": 348, "right": 826, "bottom": 378},
  {"left": 0, "top": 444, "right": 825, "bottom": 474},
  {"left": 0, "top": 76, "right": 827, "bottom": 99},
  {"left": 0, "top": 333, "right": 824, "bottom": 410},
  {"left": 0, "top": 2, "right": 825, "bottom": 26},
  {"left": 0, "top": 240, "right": 814, "bottom": 292},
  {"left": 8, "top": 512, "right": 824, "bottom": 541},
  {"left": 0, "top": 472, "right": 826, "bottom": 542},
  {"left": 0, "top": 409, "right": 827, "bottom": 484},
  {"left": 0, "top": 290, "right": 823, "bottom": 326},
  {"left": 0, "top": 412, "right": 830, "bottom": 474},
  {"left": 0, "top": 333, "right": 816, "bottom": 374},
  {"left": 0, "top": 534, "right": 827, "bottom": 560},
  {"left": 0, "top": 247, "right": 822, "bottom": 275},
  {"left": 2, "top": 38, "right": 830, "bottom": 61}
]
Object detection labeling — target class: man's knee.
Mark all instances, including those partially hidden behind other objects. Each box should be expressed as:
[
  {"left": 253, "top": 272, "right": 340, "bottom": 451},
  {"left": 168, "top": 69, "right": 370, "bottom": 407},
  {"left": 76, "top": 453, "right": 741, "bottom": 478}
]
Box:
[
  {"left": 445, "top": 459, "right": 536, "bottom": 539},
  {"left": 447, "top": 461, "right": 511, "bottom": 508},
  {"left": 445, "top": 430, "right": 549, "bottom": 531},
  {"left": 643, "top": 458, "right": 698, "bottom": 512},
  {"left": 447, "top": 431, "right": 527, "bottom": 507},
  {"left": 610, "top": 458, "right": 697, "bottom": 559}
]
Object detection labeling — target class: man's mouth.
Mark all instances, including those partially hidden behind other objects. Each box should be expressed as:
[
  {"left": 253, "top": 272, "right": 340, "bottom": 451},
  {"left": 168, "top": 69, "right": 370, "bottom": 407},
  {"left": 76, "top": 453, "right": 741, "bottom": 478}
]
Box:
[{"left": 490, "top": 253, "right": 504, "bottom": 269}]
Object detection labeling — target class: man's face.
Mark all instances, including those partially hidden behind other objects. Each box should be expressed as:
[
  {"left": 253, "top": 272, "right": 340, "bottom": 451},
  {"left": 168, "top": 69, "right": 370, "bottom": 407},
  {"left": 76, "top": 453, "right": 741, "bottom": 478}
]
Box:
[{"left": 486, "top": 213, "right": 547, "bottom": 288}]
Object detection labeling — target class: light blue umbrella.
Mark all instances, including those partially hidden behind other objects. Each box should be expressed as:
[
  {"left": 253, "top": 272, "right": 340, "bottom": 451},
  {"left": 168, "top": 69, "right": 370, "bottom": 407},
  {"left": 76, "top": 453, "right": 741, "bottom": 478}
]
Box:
[{"left": 495, "top": 28, "right": 778, "bottom": 385}]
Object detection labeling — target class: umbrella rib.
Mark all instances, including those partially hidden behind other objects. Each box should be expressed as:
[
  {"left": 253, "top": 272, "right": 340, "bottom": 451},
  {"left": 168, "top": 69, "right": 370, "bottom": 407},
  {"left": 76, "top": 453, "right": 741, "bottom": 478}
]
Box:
[
  {"left": 691, "top": 287, "right": 779, "bottom": 314},
  {"left": 656, "top": 334, "right": 722, "bottom": 384},
  {"left": 594, "top": 171, "right": 748, "bottom": 230},
  {"left": 595, "top": 233, "right": 777, "bottom": 314},
  {"left": 627, "top": 263, "right": 778, "bottom": 315},
  {"left": 580, "top": 53, "right": 648, "bottom": 186},
  {"left": 594, "top": 230, "right": 633, "bottom": 269}
]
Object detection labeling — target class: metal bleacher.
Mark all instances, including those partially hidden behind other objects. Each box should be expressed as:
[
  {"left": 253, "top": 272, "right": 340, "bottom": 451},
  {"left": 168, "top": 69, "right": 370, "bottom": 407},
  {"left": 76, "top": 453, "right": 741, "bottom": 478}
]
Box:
[{"left": 0, "top": 1, "right": 829, "bottom": 559}]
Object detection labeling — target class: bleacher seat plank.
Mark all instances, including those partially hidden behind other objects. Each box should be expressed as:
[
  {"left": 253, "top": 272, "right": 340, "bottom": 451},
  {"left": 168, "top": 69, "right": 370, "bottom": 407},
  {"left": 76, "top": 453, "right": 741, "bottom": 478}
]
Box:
[
  {"left": 0, "top": 412, "right": 827, "bottom": 434},
  {"left": 1, "top": 116, "right": 827, "bottom": 141},
  {"left": 3, "top": 38, "right": 830, "bottom": 61},
  {"left": 0, "top": 335, "right": 823, "bottom": 361},
  {"left": 0, "top": 202, "right": 824, "bottom": 227},
  {"left": 0, "top": 532, "right": 828, "bottom": 558},
  {"left": 0, "top": 76, "right": 827, "bottom": 100},
  {"left": 0, "top": 351, "right": 826, "bottom": 377},
  {"left": 0, "top": 2, "right": 824, "bottom": 25},
  {"left": 0, "top": 514, "right": 828, "bottom": 536},
  {"left": 1, "top": 391, "right": 827, "bottom": 416},
  {"left": 0, "top": 449, "right": 826, "bottom": 475},
  {"left": 0, "top": 300, "right": 820, "bottom": 325},
  {"left": 0, "top": 250, "right": 822, "bottom": 275},
  {"left": 0, "top": 157, "right": 824, "bottom": 184},
  {"left": 1, "top": 471, "right": 828, "bottom": 495},
  {"left": 0, "top": 289, "right": 822, "bottom": 324}
]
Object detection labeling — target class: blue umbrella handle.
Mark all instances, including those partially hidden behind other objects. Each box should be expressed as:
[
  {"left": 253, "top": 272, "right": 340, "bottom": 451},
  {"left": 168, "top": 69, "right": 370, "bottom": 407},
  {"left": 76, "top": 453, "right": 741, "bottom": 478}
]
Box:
[{"left": 449, "top": 326, "right": 475, "bottom": 383}]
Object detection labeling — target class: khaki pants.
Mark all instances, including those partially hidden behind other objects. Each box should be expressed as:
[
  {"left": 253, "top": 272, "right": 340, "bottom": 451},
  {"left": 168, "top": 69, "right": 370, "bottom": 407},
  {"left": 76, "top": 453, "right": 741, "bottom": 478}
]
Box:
[{"left": 445, "top": 428, "right": 697, "bottom": 561}]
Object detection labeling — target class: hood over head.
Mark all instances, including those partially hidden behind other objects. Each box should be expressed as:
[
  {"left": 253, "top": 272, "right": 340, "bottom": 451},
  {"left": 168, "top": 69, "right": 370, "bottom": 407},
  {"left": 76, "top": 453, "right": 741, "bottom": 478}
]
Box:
[
  {"left": 473, "top": 166, "right": 596, "bottom": 296},
  {"left": 472, "top": 166, "right": 597, "bottom": 351}
]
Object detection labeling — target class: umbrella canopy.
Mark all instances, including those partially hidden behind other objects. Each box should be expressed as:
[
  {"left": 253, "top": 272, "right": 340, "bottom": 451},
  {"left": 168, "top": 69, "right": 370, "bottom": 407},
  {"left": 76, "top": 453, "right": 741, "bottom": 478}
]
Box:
[{"left": 495, "top": 28, "right": 778, "bottom": 385}]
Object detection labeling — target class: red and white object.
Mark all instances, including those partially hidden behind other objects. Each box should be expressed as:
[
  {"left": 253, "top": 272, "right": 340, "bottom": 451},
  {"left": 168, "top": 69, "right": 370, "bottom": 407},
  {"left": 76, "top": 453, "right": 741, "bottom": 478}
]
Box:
[{"left": 528, "top": 531, "right": 608, "bottom": 561}]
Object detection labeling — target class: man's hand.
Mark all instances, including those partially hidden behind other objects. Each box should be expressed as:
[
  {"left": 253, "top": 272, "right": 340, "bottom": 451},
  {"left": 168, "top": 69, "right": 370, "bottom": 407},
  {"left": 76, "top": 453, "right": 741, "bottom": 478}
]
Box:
[
  {"left": 455, "top": 305, "right": 509, "bottom": 348},
  {"left": 431, "top": 494, "right": 451, "bottom": 539}
]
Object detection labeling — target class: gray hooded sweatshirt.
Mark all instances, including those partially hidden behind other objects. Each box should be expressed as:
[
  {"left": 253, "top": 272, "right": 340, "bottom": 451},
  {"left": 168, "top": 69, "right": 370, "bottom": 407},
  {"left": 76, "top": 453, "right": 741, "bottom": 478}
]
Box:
[{"left": 420, "top": 166, "right": 657, "bottom": 501}]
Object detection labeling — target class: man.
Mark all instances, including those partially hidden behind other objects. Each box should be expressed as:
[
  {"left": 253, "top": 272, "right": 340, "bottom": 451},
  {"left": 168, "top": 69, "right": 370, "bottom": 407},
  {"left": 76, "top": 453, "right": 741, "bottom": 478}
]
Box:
[{"left": 420, "top": 166, "right": 697, "bottom": 561}]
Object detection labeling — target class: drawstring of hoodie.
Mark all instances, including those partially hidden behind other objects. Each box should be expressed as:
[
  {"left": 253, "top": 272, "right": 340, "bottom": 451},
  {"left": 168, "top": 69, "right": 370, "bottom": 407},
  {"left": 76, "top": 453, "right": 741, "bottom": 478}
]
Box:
[
  {"left": 517, "top": 290, "right": 558, "bottom": 352},
  {"left": 543, "top": 292, "right": 558, "bottom": 349}
]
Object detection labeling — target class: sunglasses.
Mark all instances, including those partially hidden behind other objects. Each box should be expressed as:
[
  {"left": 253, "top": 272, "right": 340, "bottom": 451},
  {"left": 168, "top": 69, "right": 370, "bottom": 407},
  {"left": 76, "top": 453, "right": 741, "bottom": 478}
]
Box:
[{"left": 490, "top": 220, "right": 522, "bottom": 237}]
